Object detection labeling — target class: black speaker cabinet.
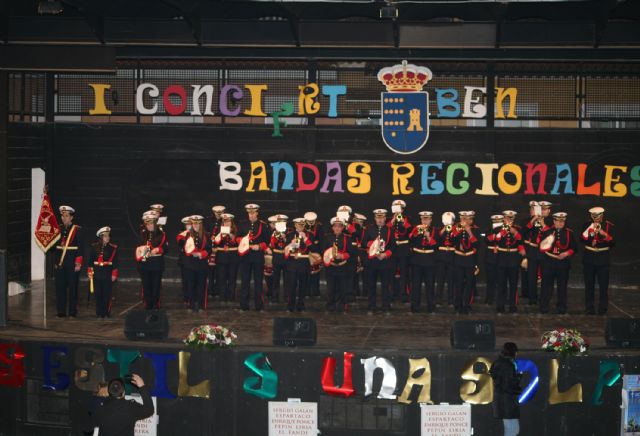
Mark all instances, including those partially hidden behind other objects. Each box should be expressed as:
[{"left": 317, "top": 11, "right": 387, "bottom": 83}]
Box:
[
  {"left": 124, "top": 310, "right": 169, "bottom": 341},
  {"left": 273, "top": 317, "right": 317, "bottom": 347},
  {"left": 605, "top": 318, "right": 640, "bottom": 348},
  {"left": 450, "top": 320, "right": 496, "bottom": 351}
]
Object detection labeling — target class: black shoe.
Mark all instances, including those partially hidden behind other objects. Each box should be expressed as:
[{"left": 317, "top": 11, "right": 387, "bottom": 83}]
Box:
[
  {"left": 69, "top": 313, "right": 77, "bottom": 318},
  {"left": 57, "top": 313, "right": 66, "bottom": 318}
]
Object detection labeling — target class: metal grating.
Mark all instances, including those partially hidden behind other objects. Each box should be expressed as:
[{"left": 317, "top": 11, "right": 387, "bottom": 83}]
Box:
[
  {"left": 584, "top": 76, "right": 640, "bottom": 120},
  {"left": 496, "top": 76, "right": 577, "bottom": 120},
  {"left": 6, "top": 60, "right": 640, "bottom": 126},
  {"left": 56, "top": 69, "right": 137, "bottom": 115}
]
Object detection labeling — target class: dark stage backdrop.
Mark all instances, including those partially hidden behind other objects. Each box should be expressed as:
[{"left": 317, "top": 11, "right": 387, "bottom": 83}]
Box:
[{"left": 7, "top": 123, "right": 640, "bottom": 283}]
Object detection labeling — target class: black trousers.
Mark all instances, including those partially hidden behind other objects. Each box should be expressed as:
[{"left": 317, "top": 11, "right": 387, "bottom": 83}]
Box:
[
  {"left": 454, "top": 265, "right": 475, "bottom": 312},
  {"left": 326, "top": 272, "right": 349, "bottom": 310},
  {"left": 392, "top": 255, "right": 409, "bottom": 302},
  {"left": 239, "top": 260, "right": 264, "bottom": 310},
  {"left": 583, "top": 263, "right": 610, "bottom": 313},
  {"left": 180, "top": 265, "right": 189, "bottom": 302},
  {"left": 484, "top": 261, "right": 498, "bottom": 304},
  {"left": 523, "top": 256, "right": 541, "bottom": 304},
  {"left": 540, "top": 264, "right": 569, "bottom": 314},
  {"left": 207, "top": 265, "right": 218, "bottom": 296},
  {"left": 285, "top": 265, "right": 309, "bottom": 311},
  {"left": 55, "top": 266, "right": 79, "bottom": 316},
  {"left": 411, "top": 264, "right": 435, "bottom": 312},
  {"left": 366, "top": 265, "right": 392, "bottom": 310},
  {"left": 520, "top": 265, "right": 529, "bottom": 298},
  {"left": 140, "top": 269, "right": 162, "bottom": 310},
  {"left": 435, "top": 259, "right": 454, "bottom": 304},
  {"left": 216, "top": 262, "right": 239, "bottom": 302},
  {"left": 185, "top": 268, "right": 207, "bottom": 310},
  {"left": 497, "top": 265, "right": 519, "bottom": 311},
  {"left": 308, "top": 272, "right": 321, "bottom": 296},
  {"left": 94, "top": 277, "right": 113, "bottom": 317},
  {"left": 267, "top": 262, "right": 286, "bottom": 301}
]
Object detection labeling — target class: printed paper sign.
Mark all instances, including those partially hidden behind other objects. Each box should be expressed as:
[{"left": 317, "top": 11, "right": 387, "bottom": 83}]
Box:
[
  {"left": 420, "top": 404, "right": 471, "bottom": 436},
  {"left": 268, "top": 401, "right": 317, "bottom": 436}
]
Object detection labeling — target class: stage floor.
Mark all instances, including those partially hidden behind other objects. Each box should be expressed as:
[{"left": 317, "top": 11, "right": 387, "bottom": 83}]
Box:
[{"left": 2, "top": 280, "right": 639, "bottom": 352}]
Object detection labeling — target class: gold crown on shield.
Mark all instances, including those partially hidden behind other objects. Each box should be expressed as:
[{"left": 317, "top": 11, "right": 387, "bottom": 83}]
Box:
[{"left": 377, "top": 60, "right": 433, "bottom": 92}]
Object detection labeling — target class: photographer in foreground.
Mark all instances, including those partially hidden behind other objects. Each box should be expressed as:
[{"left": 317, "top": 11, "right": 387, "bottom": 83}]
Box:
[{"left": 95, "top": 373, "right": 154, "bottom": 436}]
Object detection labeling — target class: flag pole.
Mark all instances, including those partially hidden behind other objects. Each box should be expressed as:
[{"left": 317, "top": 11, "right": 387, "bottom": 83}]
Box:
[{"left": 43, "top": 185, "right": 47, "bottom": 328}]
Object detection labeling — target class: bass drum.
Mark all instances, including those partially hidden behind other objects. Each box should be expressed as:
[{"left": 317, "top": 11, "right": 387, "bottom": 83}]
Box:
[
  {"left": 238, "top": 234, "right": 251, "bottom": 255},
  {"left": 184, "top": 236, "right": 196, "bottom": 254},
  {"left": 263, "top": 254, "right": 273, "bottom": 276},
  {"left": 323, "top": 247, "right": 334, "bottom": 266}
]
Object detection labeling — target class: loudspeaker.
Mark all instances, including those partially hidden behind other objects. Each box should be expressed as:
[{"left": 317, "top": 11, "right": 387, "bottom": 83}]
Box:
[
  {"left": 273, "top": 317, "right": 316, "bottom": 346},
  {"left": 450, "top": 320, "right": 495, "bottom": 351},
  {"left": 124, "top": 310, "right": 169, "bottom": 341},
  {"left": 605, "top": 318, "right": 640, "bottom": 348}
]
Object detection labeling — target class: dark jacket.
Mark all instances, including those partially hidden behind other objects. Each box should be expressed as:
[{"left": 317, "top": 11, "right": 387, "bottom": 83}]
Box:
[
  {"left": 489, "top": 356, "right": 522, "bottom": 419},
  {"left": 95, "top": 386, "right": 154, "bottom": 436}
]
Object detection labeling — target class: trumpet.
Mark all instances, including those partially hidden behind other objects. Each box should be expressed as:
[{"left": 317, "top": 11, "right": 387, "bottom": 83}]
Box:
[
  {"left": 534, "top": 218, "right": 543, "bottom": 228},
  {"left": 395, "top": 213, "right": 404, "bottom": 223},
  {"left": 417, "top": 224, "right": 429, "bottom": 235},
  {"left": 445, "top": 224, "right": 452, "bottom": 232},
  {"left": 502, "top": 223, "right": 511, "bottom": 232},
  {"left": 333, "top": 242, "right": 338, "bottom": 259},
  {"left": 593, "top": 222, "right": 601, "bottom": 233}
]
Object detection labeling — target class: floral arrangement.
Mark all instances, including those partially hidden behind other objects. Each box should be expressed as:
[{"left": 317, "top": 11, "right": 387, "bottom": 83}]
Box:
[
  {"left": 184, "top": 324, "right": 237, "bottom": 349},
  {"left": 541, "top": 328, "right": 589, "bottom": 356}
]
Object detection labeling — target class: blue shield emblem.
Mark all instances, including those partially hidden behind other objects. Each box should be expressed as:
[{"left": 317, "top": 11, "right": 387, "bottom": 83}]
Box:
[{"left": 381, "top": 92, "right": 429, "bottom": 154}]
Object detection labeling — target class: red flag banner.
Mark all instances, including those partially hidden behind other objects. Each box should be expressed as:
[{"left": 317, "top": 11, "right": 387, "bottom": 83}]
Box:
[{"left": 34, "top": 193, "right": 61, "bottom": 253}]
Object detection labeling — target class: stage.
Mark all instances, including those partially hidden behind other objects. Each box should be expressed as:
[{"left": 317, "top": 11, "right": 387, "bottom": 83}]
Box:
[{"left": 3, "top": 280, "right": 639, "bottom": 350}]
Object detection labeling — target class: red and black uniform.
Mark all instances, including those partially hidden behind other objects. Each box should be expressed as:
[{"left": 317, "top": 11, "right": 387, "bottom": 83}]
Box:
[
  {"left": 267, "top": 230, "right": 289, "bottom": 303},
  {"left": 284, "top": 232, "right": 313, "bottom": 311},
  {"left": 521, "top": 216, "right": 545, "bottom": 304},
  {"left": 176, "top": 230, "right": 189, "bottom": 303},
  {"left": 363, "top": 224, "right": 396, "bottom": 311},
  {"left": 136, "top": 228, "right": 168, "bottom": 310},
  {"left": 349, "top": 222, "right": 368, "bottom": 298},
  {"left": 208, "top": 218, "right": 223, "bottom": 297},
  {"left": 54, "top": 223, "right": 84, "bottom": 317},
  {"left": 409, "top": 225, "right": 437, "bottom": 313},
  {"left": 451, "top": 225, "right": 479, "bottom": 314},
  {"left": 237, "top": 219, "right": 270, "bottom": 311},
  {"left": 435, "top": 226, "right": 456, "bottom": 305},
  {"left": 539, "top": 226, "right": 577, "bottom": 314},
  {"left": 87, "top": 241, "right": 118, "bottom": 318},
  {"left": 489, "top": 225, "right": 524, "bottom": 313},
  {"left": 323, "top": 232, "right": 357, "bottom": 312},
  {"left": 214, "top": 231, "right": 240, "bottom": 303},
  {"left": 484, "top": 225, "right": 499, "bottom": 305},
  {"left": 184, "top": 231, "right": 212, "bottom": 311},
  {"left": 580, "top": 220, "right": 615, "bottom": 315},
  {"left": 306, "top": 222, "right": 324, "bottom": 297},
  {"left": 388, "top": 215, "right": 412, "bottom": 303}
]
